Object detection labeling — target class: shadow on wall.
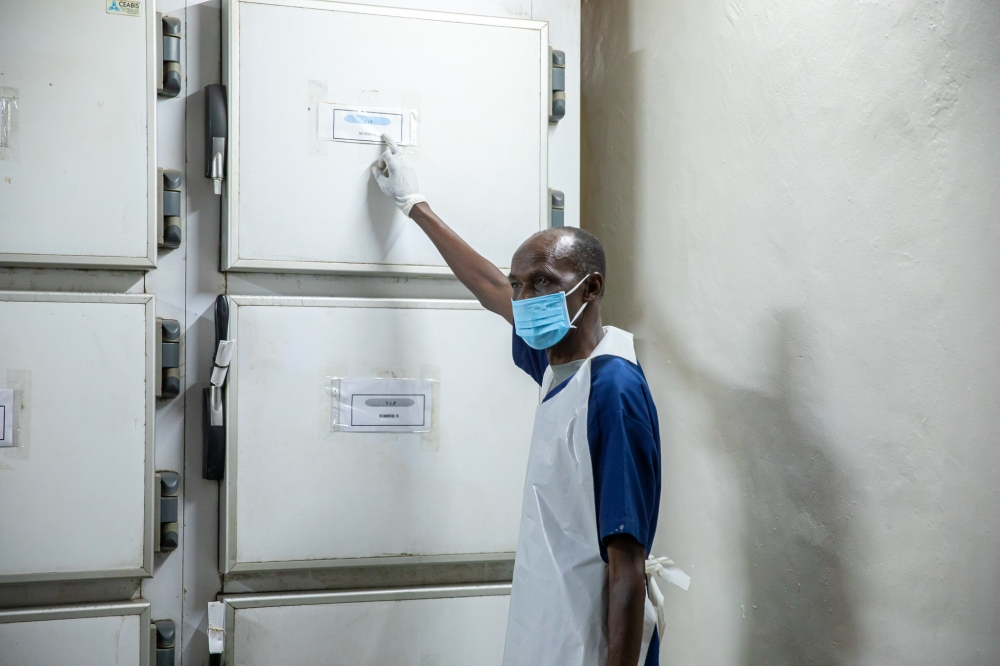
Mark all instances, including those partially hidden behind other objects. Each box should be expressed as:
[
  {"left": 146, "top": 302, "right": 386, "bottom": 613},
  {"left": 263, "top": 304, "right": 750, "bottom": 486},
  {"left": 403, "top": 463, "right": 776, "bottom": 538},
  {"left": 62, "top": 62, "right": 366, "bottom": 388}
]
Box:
[
  {"left": 578, "top": 1, "right": 641, "bottom": 328},
  {"left": 581, "top": 3, "right": 859, "bottom": 664},
  {"left": 660, "top": 312, "right": 859, "bottom": 666}
]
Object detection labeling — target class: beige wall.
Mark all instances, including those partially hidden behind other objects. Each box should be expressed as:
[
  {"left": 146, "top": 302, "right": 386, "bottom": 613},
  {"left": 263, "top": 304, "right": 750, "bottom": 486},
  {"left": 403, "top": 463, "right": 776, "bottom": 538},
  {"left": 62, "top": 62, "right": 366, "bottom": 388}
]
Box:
[{"left": 582, "top": 1, "right": 1000, "bottom": 664}]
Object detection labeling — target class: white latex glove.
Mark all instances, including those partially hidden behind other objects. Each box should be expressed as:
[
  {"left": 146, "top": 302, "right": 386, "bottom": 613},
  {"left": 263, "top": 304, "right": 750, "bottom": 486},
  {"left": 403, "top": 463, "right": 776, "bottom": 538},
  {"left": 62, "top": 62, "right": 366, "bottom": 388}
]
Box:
[{"left": 371, "top": 133, "right": 426, "bottom": 216}]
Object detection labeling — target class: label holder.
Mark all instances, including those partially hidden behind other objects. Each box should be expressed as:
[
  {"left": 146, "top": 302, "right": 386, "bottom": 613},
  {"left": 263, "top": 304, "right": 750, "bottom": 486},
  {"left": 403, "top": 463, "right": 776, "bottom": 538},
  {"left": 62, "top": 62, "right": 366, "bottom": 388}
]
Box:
[
  {"left": 330, "top": 377, "right": 434, "bottom": 433},
  {"left": 0, "top": 388, "right": 11, "bottom": 447}
]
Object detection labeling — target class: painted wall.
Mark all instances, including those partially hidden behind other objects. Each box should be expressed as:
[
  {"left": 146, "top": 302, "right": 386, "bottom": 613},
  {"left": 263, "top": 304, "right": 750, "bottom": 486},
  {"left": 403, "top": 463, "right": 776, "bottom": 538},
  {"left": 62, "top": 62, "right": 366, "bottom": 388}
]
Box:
[{"left": 581, "top": 2, "right": 1000, "bottom": 664}]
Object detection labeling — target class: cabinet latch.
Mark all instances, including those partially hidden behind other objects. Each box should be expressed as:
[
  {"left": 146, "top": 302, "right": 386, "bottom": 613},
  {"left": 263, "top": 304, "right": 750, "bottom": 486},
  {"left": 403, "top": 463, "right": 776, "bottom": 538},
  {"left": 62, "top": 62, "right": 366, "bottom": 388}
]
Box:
[
  {"left": 203, "top": 295, "right": 231, "bottom": 480},
  {"left": 204, "top": 84, "right": 228, "bottom": 196}
]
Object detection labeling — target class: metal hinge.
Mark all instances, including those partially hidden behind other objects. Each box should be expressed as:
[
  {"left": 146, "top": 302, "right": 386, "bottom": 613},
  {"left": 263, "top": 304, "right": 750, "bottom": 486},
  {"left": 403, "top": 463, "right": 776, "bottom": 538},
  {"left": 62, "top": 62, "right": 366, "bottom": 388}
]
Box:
[
  {"left": 157, "top": 169, "right": 182, "bottom": 250},
  {"left": 549, "top": 189, "right": 565, "bottom": 227},
  {"left": 550, "top": 48, "right": 566, "bottom": 123},
  {"left": 151, "top": 619, "right": 176, "bottom": 666},
  {"left": 157, "top": 14, "right": 182, "bottom": 98},
  {"left": 154, "top": 472, "right": 179, "bottom": 553},
  {"left": 156, "top": 318, "right": 181, "bottom": 400}
]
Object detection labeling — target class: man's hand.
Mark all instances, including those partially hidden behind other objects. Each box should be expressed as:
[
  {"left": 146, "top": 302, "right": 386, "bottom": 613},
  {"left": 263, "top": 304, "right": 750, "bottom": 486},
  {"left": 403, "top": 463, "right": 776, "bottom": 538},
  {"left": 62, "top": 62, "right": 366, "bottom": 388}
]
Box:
[
  {"left": 607, "top": 534, "right": 648, "bottom": 666},
  {"left": 371, "top": 134, "right": 427, "bottom": 215}
]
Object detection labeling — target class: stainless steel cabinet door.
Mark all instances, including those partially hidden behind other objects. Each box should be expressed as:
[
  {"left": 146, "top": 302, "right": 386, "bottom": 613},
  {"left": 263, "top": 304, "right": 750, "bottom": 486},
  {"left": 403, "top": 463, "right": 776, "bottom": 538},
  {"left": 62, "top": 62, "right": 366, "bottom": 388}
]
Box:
[
  {"left": 0, "top": 602, "right": 150, "bottom": 666},
  {"left": 224, "top": 585, "right": 509, "bottom": 665},
  {"left": 0, "top": 293, "right": 154, "bottom": 582},
  {"left": 0, "top": 1, "right": 156, "bottom": 268},
  {"left": 223, "top": 0, "right": 549, "bottom": 275},
  {"left": 221, "top": 296, "right": 537, "bottom": 573}
]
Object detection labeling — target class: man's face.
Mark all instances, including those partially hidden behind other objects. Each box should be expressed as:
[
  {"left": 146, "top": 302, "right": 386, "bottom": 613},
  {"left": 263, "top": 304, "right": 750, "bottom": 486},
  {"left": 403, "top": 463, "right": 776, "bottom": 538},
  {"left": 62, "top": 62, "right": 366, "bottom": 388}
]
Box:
[{"left": 508, "top": 232, "right": 583, "bottom": 301}]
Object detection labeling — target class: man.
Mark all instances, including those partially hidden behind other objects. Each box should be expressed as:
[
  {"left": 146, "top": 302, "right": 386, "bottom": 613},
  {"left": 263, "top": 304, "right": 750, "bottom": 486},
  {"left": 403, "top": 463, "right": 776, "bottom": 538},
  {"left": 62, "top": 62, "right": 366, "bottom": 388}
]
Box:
[{"left": 372, "top": 136, "right": 667, "bottom": 666}]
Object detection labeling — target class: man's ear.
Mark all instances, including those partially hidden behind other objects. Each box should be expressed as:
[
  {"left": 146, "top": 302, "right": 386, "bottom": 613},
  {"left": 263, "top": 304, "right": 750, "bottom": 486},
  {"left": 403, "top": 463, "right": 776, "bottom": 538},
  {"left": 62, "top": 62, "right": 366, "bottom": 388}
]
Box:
[{"left": 584, "top": 273, "right": 604, "bottom": 301}]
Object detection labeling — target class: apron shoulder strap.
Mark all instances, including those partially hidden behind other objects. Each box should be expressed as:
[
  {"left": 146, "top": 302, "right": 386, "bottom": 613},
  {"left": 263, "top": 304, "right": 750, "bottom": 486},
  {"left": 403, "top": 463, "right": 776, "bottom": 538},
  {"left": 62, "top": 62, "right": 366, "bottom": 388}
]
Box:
[
  {"left": 590, "top": 327, "right": 638, "bottom": 364},
  {"left": 538, "top": 328, "right": 636, "bottom": 400},
  {"left": 540, "top": 366, "right": 555, "bottom": 397}
]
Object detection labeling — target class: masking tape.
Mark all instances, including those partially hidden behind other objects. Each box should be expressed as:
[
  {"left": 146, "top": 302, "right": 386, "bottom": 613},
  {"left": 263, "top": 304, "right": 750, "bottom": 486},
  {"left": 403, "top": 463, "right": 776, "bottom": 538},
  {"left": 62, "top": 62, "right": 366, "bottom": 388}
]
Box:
[
  {"left": 307, "top": 80, "right": 328, "bottom": 157},
  {"left": 4, "top": 369, "right": 31, "bottom": 459},
  {"left": 0, "top": 87, "right": 20, "bottom": 162}
]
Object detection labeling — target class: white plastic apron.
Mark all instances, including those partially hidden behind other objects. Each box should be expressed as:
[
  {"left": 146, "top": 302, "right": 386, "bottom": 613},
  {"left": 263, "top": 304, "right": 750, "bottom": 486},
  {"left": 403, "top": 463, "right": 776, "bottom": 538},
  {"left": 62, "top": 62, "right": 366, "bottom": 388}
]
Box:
[{"left": 502, "top": 327, "right": 659, "bottom": 666}]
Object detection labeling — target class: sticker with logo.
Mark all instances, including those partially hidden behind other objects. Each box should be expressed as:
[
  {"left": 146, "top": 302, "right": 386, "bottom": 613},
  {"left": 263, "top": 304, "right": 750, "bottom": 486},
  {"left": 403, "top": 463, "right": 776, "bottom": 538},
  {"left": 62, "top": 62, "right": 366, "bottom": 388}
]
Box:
[{"left": 106, "top": 0, "right": 141, "bottom": 16}]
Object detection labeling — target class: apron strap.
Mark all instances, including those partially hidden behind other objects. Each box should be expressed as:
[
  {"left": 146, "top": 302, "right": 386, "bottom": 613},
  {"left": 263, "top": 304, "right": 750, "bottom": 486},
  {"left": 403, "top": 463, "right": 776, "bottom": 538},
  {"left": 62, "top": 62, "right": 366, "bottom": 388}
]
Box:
[
  {"left": 540, "top": 366, "right": 554, "bottom": 397},
  {"left": 591, "top": 327, "right": 638, "bottom": 364},
  {"left": 644, "top": 556, "right": 691, "bottom": 638}
]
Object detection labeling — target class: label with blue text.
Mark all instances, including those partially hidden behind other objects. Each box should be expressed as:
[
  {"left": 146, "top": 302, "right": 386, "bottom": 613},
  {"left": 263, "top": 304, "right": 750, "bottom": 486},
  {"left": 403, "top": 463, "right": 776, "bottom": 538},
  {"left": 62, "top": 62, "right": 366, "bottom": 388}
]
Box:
[{"left": 318, "top": 103, "right": 417, "bottom": 145}]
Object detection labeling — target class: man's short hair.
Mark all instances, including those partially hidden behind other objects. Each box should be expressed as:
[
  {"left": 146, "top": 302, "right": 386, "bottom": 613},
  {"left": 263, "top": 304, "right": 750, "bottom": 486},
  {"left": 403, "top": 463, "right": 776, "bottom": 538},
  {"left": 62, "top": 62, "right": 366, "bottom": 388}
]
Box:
[{"left": 553, "top": 227, "right": 607, "bottom": 284}]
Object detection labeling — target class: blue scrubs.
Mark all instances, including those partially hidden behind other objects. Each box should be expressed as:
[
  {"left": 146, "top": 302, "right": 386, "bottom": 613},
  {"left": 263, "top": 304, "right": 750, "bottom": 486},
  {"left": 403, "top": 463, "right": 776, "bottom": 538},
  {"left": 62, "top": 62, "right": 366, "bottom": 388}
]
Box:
[{"left": 512, "top": 331, "right": 662, "bottom": 665}]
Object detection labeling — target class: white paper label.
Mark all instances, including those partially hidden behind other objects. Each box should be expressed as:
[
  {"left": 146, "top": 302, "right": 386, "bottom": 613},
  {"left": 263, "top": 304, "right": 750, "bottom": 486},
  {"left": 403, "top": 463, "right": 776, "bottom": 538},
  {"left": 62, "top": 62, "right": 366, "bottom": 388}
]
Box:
[
  {"left": 335, "top": 109, "right": 403, "bottom": 143},
  {"left": 0, "top": 389, "right": 13, "bottom": 447},
  {"left": 318, "top": 104, "right": 417, "bottom": 145},
  {"left": 210, "top": 366, "right": 229, "bottom": 387},
  {"left": 334, "top": 378, "right": 432, "bottom": 433},
  {"left": 107, "top": 0, "right": 142, "bottom": 16},
  {"left": 207, "top": 601, "right": 225, "bottom": 654}
]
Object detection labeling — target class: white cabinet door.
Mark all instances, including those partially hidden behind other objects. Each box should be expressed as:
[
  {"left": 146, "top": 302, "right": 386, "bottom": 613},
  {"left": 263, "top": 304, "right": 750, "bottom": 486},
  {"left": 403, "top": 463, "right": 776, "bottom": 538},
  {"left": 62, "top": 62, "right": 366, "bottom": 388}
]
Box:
[
  {"left": 0, "top": 602, "right": 150, "bottom": 666},
  {"left": 0, "top": 293, "right": 154, "bottom": 582},
  {"left": 223, "top": 1, "right": 549, "bottom": 275},
  {"left": 224, "top": 585, "right": 509, "bottom": 666},
  {"left": 222, "top": 297, "right": 537, "bottom": 573},
  {"left": 0, "top": 1, "right": 156, "bottom": 269}
]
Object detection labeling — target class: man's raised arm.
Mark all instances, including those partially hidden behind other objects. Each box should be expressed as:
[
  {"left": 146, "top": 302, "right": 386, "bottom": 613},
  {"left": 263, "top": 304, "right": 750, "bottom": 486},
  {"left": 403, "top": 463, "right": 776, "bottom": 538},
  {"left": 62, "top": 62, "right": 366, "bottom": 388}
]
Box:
[{"left": 372, "top": 136, "right": 513, "bottom": 323}]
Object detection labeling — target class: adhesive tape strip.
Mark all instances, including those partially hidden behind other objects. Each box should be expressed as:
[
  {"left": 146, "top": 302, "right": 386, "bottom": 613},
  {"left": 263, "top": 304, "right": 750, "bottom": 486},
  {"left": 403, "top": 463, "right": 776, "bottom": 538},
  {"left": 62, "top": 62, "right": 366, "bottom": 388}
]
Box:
[
  {"left": 210, "top": 366, "right": 229, "bottom": 387},
  {"left": 214, "top": 339, "right": 235, "bottom": 367}
]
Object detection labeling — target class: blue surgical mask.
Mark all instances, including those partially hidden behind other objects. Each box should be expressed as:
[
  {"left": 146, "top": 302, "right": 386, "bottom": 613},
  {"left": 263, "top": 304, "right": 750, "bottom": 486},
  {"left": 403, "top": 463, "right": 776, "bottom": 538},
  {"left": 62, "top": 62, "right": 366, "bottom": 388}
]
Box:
[{"left": 512, "top": 274, "right": 592, "bottom": 350}]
